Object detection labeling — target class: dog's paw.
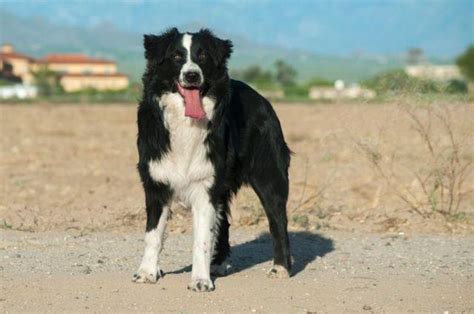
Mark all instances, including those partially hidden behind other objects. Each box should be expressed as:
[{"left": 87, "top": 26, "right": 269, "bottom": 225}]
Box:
[
  {"left": 211, "top": 261, "right": 232, "bottom": 277},
  {"left": 187, "top": 278, "right": 215, "bottom": 292},
  {"left": 132, "top": 267, "right": 163, "bottom": 284},
  {"left": 266, "top": 265, "right": 290, "bottom": 279}
]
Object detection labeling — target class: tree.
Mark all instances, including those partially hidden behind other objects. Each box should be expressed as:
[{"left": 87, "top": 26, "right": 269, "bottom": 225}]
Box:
[
  {"left": 274, "top": 59, "right": 297, "bottom": 86},
  {"left": 231, "top": 65, "right": 276, "bottom": 89},
  {"left": 32, "top": 66, "right": 63, "bottom": 96},
  {"left": 456, "top": 45, "right": 474, "bottom": 81},
  {"left": 240, "top": 65, "right": 273, "bottom": 83}
]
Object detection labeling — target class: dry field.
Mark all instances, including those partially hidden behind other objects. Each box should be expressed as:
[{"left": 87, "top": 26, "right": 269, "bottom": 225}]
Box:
[
  {"left": 0, "top": 101, "right": 473, "bottom": 234},
  {"left": 1, "top": 100, "right": 473, "bottom": 312}
]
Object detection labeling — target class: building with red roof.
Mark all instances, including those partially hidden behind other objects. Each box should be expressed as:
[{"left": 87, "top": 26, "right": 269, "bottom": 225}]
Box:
[
  {"left": 0, "top": 44, "right": 129, "bottom": 92},
  {"left": 0, "top": 43, "right": 37, "bottom": 84}
]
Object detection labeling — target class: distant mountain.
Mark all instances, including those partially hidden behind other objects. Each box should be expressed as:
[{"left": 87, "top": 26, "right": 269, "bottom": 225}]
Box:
[
  {"left": 0, "top": 10, "right": 145, "bottom": 80},
  {"left": 0, "top": 10, "right": 452, "bottom": 83},
  {"left": 1, "top": 0, "right": 472, "bottom": 57}
]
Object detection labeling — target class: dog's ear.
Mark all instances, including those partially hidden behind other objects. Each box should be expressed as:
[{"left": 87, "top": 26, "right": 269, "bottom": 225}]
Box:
[
  {"left": 198, "top": 29, "right": 233, "bottom": 67},
  {"left": 144, "top": 27, "right": 179, "bottom": 63}
]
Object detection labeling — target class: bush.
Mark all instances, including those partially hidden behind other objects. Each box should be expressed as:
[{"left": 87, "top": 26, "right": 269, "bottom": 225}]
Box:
[
  {"left": 362, "top": 70, "right": 440, "bottom": 94},
  {"left": 456, "top": 45, "right": 474, "bottom": 81},
  {"left": 232, "top": 65, "right": 274, "bottom": 84},
  {"left": 284, "top": 85, "right": 308, "bottom": 97},
  {"left": 32, "top": 67, "right": 63, "bottom": 96},
  {"left": 26, "top": 82, "right": 141, "bottom": 104},
  {"left": 445, "top": 79, "right": 468, "bottom": 94},
  {"left": 249, "top": 79, "right": 279, "bottom": 91},
  {"left": 0, "top": 78, "right": 14, "bottom": 86},
  {"left": 274, "top": 59, "right": 297, "bottom": 87}
]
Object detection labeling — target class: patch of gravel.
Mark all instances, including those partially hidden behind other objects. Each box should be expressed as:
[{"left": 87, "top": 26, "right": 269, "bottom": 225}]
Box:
[
  {"left": 1, "top": 229, "right": 473, "bottom": 279},
  {"left": 1, "top": 229, "right": 473, "bottom": 312}
]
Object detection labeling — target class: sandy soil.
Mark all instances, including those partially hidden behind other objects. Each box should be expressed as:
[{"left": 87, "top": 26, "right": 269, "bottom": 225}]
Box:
[
  {"left": 1, "top": 229, "right": 473, "bottom": 312},
  {"left": 0, "top": 102, "right": 473, "bottom": 312},
  {"left": 0, "top": 102, "right": 472, "bottom": 234}
]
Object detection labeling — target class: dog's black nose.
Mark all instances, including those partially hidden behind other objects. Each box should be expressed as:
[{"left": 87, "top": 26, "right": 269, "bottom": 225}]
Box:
[{"left": 184, "top": 71, "right": 200, "bottom": 84}]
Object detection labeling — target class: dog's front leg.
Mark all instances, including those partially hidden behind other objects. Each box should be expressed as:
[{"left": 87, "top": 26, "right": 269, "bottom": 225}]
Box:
[
  {"left": 132, "top": 179, "right": 172, "bottom": 284},
  {"left": 133, "top": 205, "right": 170, "bottom": 283},
  {"left": 188, "top": 193, "right": 216, "bottom": 292}
]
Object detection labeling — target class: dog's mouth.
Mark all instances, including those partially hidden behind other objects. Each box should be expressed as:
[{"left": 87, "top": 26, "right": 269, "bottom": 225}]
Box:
[{"left": 176, "top": 82, "right": 206, "bottom": 120}]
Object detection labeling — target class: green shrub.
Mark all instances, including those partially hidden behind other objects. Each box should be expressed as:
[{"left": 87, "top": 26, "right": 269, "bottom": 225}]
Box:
[
  {"left": 232, "top": 65, "right": 274, "bottom": 84},
  {"left": 251, "top": 79, "right": 280, "bottom": 91},
  {"left": 0, "top": 78, "right": 15, "bottom": 86},
  {"left": 456, "top": 45, "right": 474, "bottom": 81},
  {"left": 362, "top": 70, "right": 440, "bottom": 94},
  {"left": 284, "top": 84, "right": 308, "bottom": 97},
  {"left": 445, "top": 79, "right": 468, "bottom": 94},
  {"left": 32, "top": 67, "right": 63, "bottom": 96},
  {"left": 305, "top": 77, "right": 334, "bottom": 87}
]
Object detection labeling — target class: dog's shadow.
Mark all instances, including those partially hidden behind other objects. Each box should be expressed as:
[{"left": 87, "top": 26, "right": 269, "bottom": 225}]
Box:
[{"left": 168, "top": 231, "right": 334, "bottom": 277}]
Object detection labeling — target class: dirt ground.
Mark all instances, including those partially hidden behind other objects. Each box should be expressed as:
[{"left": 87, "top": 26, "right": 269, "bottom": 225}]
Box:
[
  {"left": 0, "top": 102, "right": 473, "bottom": 312},
  {"left": 1, "top": 102, "right": 472, "bottom": 234},
  {"left": 1, "top": 230, "right": 473, "bottom": 312}
]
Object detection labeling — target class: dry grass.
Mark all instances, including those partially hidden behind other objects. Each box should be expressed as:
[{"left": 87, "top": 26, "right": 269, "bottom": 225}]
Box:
[
  {"left": 0, "top": 101, "right": 473, "bottom": 234},
  {"left": 352, "top": 102, "right": 472, "bottom": 218}
]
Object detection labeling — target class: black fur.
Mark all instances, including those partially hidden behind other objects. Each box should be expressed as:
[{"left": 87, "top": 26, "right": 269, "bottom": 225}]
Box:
[{"left": 137, "top": 28, "right": 292, "bottom": 273}]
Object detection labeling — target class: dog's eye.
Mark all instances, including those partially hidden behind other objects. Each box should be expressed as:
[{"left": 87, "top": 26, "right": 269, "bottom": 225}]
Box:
[
  {"left": 173, "top": 53, "right": 183, "bottom": 61},
  {"left": 198, "top": 52, "right": 206, "bottom": 61}
]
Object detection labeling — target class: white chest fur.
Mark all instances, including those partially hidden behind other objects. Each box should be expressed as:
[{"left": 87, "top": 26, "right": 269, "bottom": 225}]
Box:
[{"left": 148, "top": 92, "right": 216, "bottom": 205}]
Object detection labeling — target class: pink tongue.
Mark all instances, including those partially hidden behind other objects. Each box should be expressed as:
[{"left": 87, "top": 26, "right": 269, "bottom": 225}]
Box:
[{"left": 180, "top": 88, "right": 206, "bottom": 120}]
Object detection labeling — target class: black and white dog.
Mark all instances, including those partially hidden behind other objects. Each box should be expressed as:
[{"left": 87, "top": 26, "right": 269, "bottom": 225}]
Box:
[{"left": 133, "top": 28, "right": 291, "bottom": 292}]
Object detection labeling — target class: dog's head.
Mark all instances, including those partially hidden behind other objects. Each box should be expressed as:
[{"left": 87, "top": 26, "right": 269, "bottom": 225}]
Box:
[{"left": 144, "top": 28, "right": 233, "bottom": 119}]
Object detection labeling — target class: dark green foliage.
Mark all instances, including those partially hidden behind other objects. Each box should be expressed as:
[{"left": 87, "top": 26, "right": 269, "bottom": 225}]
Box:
[
  {"left": 7, "top": 81, "right": 141, "bottom": 104},
  {"left": 32, "top": 67, "right": 63, "bottom": 96},
  {"left": 284, "top": 85, "right": 308, "bottom": 97},
  {"left": 231, "top": 65, "right": 279, "bottom": 91},
  {"left": 232, "top": 61, "right": 300, "bottom": 94},
  {"left": 0, "top": 78, "right": 14, "bottom": 86},
  {"left": 241, "top": 65, "right": 273, "bottom": 83},
  {"left": 456, "top": 45, "right": 474, "bottom": 81},
  {"left": 445, "top": 79, "right": 468, "bottom": 94},
  {"left": 274, "top": 59, "right": 297, "bottom": 87}
]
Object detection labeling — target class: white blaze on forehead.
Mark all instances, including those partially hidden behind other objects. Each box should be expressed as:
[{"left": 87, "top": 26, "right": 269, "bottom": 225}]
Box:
[
  {"left": 179, "top": 33, "right": 203, "bottom": 85},
  {"left": 182, "top": 34, "right": 193, "bottom": 62}
]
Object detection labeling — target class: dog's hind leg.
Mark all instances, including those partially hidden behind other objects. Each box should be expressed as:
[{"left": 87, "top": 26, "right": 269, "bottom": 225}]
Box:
[
  {"left": 250, "top": 173, "right": 291, "bottom": 278},
  {"left": 211, "top": 204, "right": 231, "bottom": 277},
  {"left": 133, "top": 178, "right": 172, "bottom": 284}
]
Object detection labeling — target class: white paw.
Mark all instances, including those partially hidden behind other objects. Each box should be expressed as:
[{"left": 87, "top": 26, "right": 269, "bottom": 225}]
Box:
[
  {"left": 132, "top": 266, "right": 163, "bottom": 284},
  {"left": 266, "top": 265, "right": 290, "bottom": 279},
  {"left": 187, "top": 278, "right": 215, "bottom": 292},
  {"left": 211, "top": 261, "right": 232, "bottom": 277}
]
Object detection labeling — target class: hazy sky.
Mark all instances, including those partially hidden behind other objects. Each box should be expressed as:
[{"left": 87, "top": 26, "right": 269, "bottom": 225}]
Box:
[{"left": 1, "top": 0, "right": 472, "bottom": 57}]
